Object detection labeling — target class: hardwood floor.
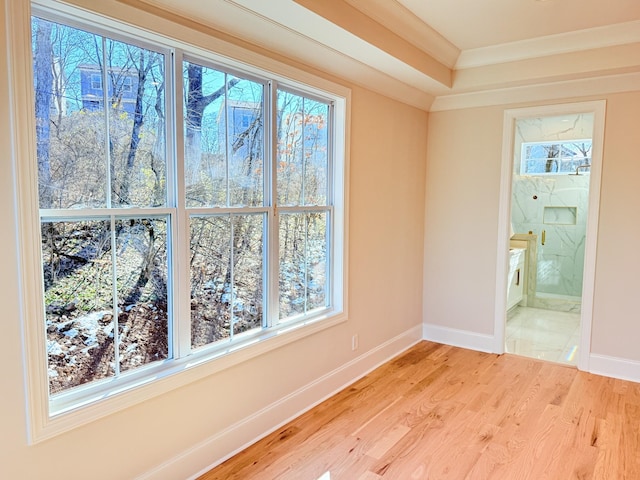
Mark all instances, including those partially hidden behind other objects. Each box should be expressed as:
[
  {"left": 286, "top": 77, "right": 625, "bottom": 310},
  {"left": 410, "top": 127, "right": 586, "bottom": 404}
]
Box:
[{"left": 198, "top": 341, "right": 640, "bottom": 479}]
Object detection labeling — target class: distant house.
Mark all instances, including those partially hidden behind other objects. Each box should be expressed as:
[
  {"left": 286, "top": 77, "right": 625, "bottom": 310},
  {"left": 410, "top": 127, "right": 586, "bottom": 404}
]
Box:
[
  {"left": 218, "top": 100, "right": 263, "bottom": 162},
  {"left": 79, "top": 64, "right": 138, "bottom": 114}
]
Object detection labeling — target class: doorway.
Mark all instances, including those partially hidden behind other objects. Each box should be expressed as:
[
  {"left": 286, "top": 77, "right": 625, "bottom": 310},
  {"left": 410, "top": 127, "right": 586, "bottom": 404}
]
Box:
[{"left": 494, "top": 101, "right": 606, "bottom": 370}]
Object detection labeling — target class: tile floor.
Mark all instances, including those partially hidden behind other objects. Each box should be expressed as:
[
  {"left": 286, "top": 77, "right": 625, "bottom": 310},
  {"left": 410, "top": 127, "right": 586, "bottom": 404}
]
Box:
[{"left": 506, "top": 306, "right": 581, "bottom": 366}]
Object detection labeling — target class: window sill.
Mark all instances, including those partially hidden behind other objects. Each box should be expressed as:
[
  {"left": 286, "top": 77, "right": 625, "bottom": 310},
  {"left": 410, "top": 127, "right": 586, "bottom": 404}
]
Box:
[{"left": 37, "top": 310, "right": 347, "bottom": 443}]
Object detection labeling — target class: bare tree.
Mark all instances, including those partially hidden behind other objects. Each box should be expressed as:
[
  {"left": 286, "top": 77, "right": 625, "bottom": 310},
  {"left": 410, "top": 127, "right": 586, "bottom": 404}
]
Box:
[
  {"left": 118, "top": 48, "right": 162, "bottom": 205},
  {"left": 34, "top": 20, "right": 53, "bottom": 207},
  {"left": 544, "top": 144, "right": 559, "bottom": 173},
  {"left": 185, "top": 63, "right": 239, "bottom": 177}
]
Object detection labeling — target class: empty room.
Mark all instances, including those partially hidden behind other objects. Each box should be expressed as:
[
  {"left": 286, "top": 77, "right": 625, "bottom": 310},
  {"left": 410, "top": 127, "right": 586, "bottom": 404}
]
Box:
[{"left": 2, "top": 0, "right": 639, "bottom": 478}]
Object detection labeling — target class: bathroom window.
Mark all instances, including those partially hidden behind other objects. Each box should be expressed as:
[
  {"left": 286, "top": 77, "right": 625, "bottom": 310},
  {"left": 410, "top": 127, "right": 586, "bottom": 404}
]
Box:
[{"left": 520, "top": 140, "right": 592, "bottom": 175}]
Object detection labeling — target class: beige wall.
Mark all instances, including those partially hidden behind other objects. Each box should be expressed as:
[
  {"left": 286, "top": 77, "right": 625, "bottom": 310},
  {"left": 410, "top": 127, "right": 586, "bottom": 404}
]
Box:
[
  {"left": 424, "top": 106, "right": 504, "bottom": 335},
  {"left": 423, "top": 91, "right": 640, "bottom": 362},
  {"left": 349, "top": 88, "right": 428, "bottom": 343},
  {"left": 590, "top": 91, "right": 640, "bottom": 357},
  {"left": 0, "top": 2, "right": 427, "bottom": 479}
]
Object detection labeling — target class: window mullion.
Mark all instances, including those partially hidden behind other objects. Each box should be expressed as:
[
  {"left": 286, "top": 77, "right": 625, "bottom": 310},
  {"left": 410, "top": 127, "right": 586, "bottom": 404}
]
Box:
[
  {"left": 326, "top": 103, "right": 335, "bottom": 310},
  {"left": 110, "top": 216, "right": 120, "bottom": 377},
  {"left": 267, "top": 81, "right": 280, "bottom": 326},
  {"left": 224, "top": 74, "right": 230, "bottom": 208},
  {"left": 229, "top": 214, "right": 235, "bottom": 340},
  {"left": 325, "top": 208, "right": 333, "bottom": 309},
  {"left": 164, "top": 49, "right": 177, "bottom": 361},
  {"left": 101, "top": 37, "right": 112, "bottom": 208},
  {"left": 327, "top": 103, "right": 335, "bottom": 207},
  {"left": 301, "top": 98, "right": 306, "bottom": 206},
  {"left": 173, "top": 49, "right": 191, "bottom": 358},
  {"left": 304, "top": 213, "right": 308, "bottom": 315}
]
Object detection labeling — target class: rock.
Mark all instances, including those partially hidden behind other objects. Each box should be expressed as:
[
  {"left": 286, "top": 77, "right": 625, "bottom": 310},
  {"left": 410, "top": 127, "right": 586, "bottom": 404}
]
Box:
[{"left": 64, "top": 302, "right": 77, "bottom": 312}]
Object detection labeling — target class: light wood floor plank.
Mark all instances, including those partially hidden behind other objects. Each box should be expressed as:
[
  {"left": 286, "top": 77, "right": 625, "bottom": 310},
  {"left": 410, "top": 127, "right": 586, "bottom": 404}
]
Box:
[{"left": 198, "top": 342, "right": 640, "bottom": 480}]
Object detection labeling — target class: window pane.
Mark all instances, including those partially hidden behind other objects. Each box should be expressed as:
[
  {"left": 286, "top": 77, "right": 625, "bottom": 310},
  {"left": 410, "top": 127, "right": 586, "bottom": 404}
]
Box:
[
  {"left": 277, "top": 91, "right": 329, "bottom": 207},
  {"left": 303, "top": 101, "right": 329, "bottom": 206},
  {"left": 306, "top": 212, "right": 328, "bottom": 311},
  {"left": 184, "top": 61, "right": 264, "bottom": 207},
  {"left": 279, "top": 212, "right": 328, "bottom": 321},
  {"left": 227, "top": 77, "right": 264, "bottom": 207},
  {"left": 115, "top": 218, "right": 169, "bottom": 372},
  {"left": 190, "top": 216, "right": 230, "bottom": 346},
  {"left": 108, "top": 40, "right": 166, "bottom": 207},
  {"left": 31, "top": 18, "right": 167, "bottom": 209},
  {"left": 33, "top": 17, "right": 107, "bottom": 209},
  {"left": 42, "top": 220, "right": 114, "bottom": 394},
  {"left": 42, "top": 217, "right": 170, "bottom": 394},
  {"left": 190, "top": 214, "right": 264, "bottom": 348},
  {"left": 231, "top": 215, "right": 264, "bottom": 332}
]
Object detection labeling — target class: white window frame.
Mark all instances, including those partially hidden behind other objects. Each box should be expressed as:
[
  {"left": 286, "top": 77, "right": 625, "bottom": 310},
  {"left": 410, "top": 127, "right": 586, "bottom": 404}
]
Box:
[
  {"left": 10, "top": 0, "right": 350, "bottom": 443},
  {"left": 520, "top": 139, "right": 592, "bottom": 176}
]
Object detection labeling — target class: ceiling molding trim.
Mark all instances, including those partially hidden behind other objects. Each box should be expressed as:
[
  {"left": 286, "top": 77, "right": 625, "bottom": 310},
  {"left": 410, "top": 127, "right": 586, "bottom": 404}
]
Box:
[
  {"left": 80, "top": 0, "right": 436, "bottom": 111},
  {"left": 343, "top": 0, "right": 460, "bottom": 68},
  {"left": 452, "top": 43, "right": 640, "bottom": 94},
  {"left": 224, "top": 0, "right": 445, "bottom": 99},
  {"left": 456, "top": 20, "right": 640, "bottom": 69},
  {"left": 287, "top": 0, "right": 451, "bottom": 87},
  {"left": 430, "top": 71, "right": 640, "bottom": 112}
]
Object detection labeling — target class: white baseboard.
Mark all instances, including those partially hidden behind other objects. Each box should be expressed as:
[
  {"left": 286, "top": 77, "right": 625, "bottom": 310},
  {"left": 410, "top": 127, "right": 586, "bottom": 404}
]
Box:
[
  {"left": 136, "top": 324, "right": 423, "bottom": 480},
  {"left": 421, "top": 323, "right": 640, "bottom": 384},
  {"left": 422, "top": 323, "right": 495, "bottom": 353},
  {"left": 588, "top": 353, "right": 640, "bottom": 384}
]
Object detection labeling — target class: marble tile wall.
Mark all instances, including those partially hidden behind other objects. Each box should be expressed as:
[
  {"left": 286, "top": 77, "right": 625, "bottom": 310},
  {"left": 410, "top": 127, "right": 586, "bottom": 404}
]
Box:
[
  {"left": 511, "top": 113, "right": 593, "bottom": 300},
  {"left": 512, "top": 174, "right": 588, "bottom": 297}
]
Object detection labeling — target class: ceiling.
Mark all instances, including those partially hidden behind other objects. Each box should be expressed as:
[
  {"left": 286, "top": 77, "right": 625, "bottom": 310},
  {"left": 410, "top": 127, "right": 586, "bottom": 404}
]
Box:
[
  {"left": 395, "top": 0, "right": 640, "bottom": 50},
  {"left": 131, "top": 0, "right": 640, "bottom": 110}
]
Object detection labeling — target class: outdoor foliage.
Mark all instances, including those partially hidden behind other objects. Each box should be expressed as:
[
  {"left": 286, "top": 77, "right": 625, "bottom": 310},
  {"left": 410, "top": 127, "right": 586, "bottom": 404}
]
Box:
[{"left": 32, "top": 15, "right": 331, "bottom": 395}]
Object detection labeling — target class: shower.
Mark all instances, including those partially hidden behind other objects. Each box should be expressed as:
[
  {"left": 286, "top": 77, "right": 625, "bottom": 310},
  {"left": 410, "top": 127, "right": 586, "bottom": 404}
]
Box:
[{"left": 496, "top": 100, "right": 606, "bottom": 369}]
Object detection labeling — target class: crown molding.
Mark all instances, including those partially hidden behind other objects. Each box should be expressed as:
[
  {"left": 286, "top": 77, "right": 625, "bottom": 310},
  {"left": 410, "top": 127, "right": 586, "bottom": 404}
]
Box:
[
  {"left": 431, "top": 71, "right": 640, "bottom": 112},
  {"left": 69, "top": 0, "right": 640, "bottom": 113},
  {"left": 342, "top": 0, "right": 460, "bottom": 68},
  {"left": 288, "top": 0, "right": 451, "bottom": 88},
  {"left": 108, "top": 0, "right": 437, "bottom": 110},
  {"left": 456, "top": 20, "right": 640, "bottom": 69},
  {"left": 452, "top": 42, "right": 640, "bottom": 95}
]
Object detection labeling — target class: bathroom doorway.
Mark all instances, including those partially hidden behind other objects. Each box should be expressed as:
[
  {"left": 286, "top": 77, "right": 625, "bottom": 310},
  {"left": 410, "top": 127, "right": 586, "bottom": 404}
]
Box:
[{"left": 495, "top": 101, "right": 606, "bottom": 370}]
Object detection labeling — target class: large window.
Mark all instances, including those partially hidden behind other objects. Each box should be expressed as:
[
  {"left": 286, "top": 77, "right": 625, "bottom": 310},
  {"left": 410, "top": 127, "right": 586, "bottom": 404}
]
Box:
[{"left": 28, "top": 7, "right": 346, "bottom": 427}]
